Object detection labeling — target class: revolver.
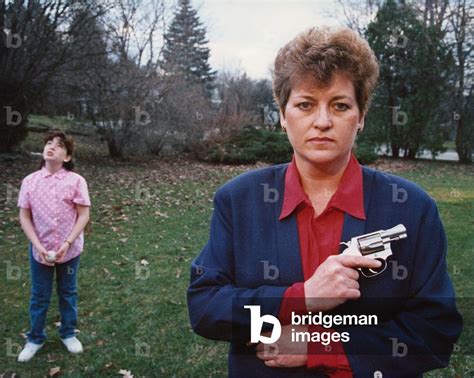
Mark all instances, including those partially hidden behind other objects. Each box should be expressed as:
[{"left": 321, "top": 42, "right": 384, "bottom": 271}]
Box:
[{"left": 340, "top": 224, "right": 407, "bottom": 277}]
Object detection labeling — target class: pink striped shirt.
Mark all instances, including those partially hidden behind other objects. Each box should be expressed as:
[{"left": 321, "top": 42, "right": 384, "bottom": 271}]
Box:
[{"left": 18, "top": 167, "right": 91, "bottom": 264}]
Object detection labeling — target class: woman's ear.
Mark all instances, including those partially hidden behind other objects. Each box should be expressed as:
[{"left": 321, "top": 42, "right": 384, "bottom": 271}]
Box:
[
  {"left": 358, "top": 113, "right": 365, "bottom": 133},
  {"left": 64, "top": 155, "right": 72, "bottom": 163},
  {"left": 280, "top": 109, "right": 287, "bottom": 130}
]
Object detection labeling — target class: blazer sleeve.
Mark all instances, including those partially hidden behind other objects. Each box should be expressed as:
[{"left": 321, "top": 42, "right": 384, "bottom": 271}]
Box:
[
  {"left": 187, "top": 186, "right": 288, "bottom": 341},
  {"left": 338, "top": 198, "right": 463, "bottom": 377}
]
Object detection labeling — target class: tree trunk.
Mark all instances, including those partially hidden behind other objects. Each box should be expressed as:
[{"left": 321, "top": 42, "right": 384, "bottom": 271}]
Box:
[
  {"left": 107, "top": 137, "right": 123, "bottom": 158},
  {"left": 391, "top": 142, "right": 400, "bottom": 158},
  {"left": 407, "top": 148, "right": 418, "bottom": 159},
  {"left": 0, "top": 83, "right": 29, "bottom": 153},
  {"left": 456, "top": 118, "right": 473, "bottom": 164}
]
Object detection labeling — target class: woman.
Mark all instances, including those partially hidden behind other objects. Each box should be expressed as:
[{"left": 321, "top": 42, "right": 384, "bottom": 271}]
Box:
[{"left": 187, "top": 27, "right": 462, "bottom": 377}]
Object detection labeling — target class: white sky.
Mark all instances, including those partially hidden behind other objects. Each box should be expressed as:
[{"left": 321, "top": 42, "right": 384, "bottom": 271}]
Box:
[{"left": 192, "top": 0, "right": 346, "bottom": 80}]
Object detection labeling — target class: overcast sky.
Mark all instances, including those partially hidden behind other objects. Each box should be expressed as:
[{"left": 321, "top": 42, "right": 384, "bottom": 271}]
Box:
[{"left": 191, "top": 0, "right": 347, "bottom": 80}]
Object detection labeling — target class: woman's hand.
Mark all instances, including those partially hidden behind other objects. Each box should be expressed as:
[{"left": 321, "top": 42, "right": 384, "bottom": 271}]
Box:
[
  {"left": 255, "top": 324, "right": 308, "bottom": 368},
  {"left": 304, "top": 255, "right": 382, "bottom": 312},
  {"left": 55, "top": 242, "right": 70, "bottom": 263}
]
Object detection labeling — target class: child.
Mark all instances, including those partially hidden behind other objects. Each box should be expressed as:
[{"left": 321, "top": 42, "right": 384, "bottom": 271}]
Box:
[{"left": 17, "top": 130, "right": 91, "bottom": 362}]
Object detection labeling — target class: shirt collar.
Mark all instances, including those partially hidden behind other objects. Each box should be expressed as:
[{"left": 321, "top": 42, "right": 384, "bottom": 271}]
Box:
[
  {"left": 279, "top": 152, "right": 365, "bottom": 221},
  {"left": 40, "top": 166, "right": 68, "bottom": 179}
]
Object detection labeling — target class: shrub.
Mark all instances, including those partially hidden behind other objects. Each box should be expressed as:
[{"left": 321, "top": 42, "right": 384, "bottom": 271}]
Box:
[
  {"left": 201, "top": 126, "right": 292, "bottom": 164},
  {"left": 354, "top": 140, "right": 379, "bottom": 165},
  {"left": 201, "top": 125, "right": 379, "bottom": 165}
]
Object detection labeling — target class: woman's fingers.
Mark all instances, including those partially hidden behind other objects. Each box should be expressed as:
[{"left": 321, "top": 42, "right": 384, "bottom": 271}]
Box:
[
  {"left": 256, "top": 343, "right": 279, "bottom": 361},
  {"left": 339, "top": 255, "right": 382, "bottom": 269},
  {"left": 341, "top": 266, "right": 360, "bottom": 280}
]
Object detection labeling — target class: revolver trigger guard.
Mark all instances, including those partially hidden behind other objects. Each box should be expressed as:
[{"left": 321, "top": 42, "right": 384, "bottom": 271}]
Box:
[{"left": 360, "top": 258, "right": 387, "bottom": 278}]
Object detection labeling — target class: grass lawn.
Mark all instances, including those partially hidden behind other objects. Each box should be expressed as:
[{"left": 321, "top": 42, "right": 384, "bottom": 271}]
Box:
[{"left": 0, "top": 125, "right": 473, "bottom": 377}]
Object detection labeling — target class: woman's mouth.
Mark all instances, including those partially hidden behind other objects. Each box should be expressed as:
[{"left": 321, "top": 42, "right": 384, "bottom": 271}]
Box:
[{"left": 308, "top": 137, "right": 335, "bottom": 144}]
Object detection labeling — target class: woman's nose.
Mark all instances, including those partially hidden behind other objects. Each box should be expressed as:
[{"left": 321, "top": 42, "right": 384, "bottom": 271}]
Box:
[{"left": 312, "top": 107, "right": 332, "bottom": 129}]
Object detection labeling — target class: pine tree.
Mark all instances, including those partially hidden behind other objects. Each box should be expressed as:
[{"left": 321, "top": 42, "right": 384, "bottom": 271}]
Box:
[{"left": 161, "top": 0, "right": 215, "bottom": 94}]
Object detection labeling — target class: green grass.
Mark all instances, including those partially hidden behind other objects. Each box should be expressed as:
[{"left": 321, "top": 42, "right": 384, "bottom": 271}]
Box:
[{"left": 0, "top": 127, "right": 473, "bottom": 377}]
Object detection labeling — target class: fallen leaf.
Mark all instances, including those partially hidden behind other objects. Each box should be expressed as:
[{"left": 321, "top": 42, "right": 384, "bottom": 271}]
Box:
[
  {"left": 154, "top": 210, "right": 169, "bottom": 218},
  {"left": 118, "top": 369, "right": 133, "bottom": 378},
  {"left": 140, "top": 259, "right": 149, "bottom": 266},
  {"left": 119, "top": 238, "right": 128, "bottom": 244},
  {"left": 49, "top": 366, "right": 61, "bottom": 377},
  {"left": 176, "top": 268, "right": 182, "bottom": 279}
]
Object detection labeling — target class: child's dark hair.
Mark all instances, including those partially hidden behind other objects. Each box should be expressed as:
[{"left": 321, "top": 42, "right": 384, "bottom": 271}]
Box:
[{"left": 40, "top": 130, "right": 75, "bottom": 171}]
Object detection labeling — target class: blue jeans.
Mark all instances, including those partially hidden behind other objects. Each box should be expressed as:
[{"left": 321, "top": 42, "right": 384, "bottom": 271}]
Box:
[{"left": 27, "top": 244, "right": 81, "bottom": 345}]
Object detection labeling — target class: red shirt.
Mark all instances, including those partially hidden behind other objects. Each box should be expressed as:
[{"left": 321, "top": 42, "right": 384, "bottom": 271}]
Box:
[{"left": 278, "top": 153, "right": 365, "bottom": 377}]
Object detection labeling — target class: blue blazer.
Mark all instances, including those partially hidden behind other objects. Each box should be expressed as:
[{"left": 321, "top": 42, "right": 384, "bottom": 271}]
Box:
[{"left": 187, "top": 163, "right": 462, "bottom": 378}]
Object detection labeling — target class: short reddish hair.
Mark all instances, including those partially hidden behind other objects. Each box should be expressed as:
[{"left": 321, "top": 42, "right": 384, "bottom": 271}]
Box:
[{"left": 272, "top": 26, "right": 379, "bottom": 115}]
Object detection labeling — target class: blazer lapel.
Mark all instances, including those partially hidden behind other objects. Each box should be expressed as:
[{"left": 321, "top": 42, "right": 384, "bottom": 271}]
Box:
[
  {"left": 273, "top": 164, "right": 376, "bottom": 283},
  {"left": 273, "top": 164, "right": 305, "bottom": 285},
  {"left": 339, "top": 166, "right": 375, "bottom": 253}
]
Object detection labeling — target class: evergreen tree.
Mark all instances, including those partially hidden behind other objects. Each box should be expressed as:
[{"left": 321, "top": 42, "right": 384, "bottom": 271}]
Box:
[
  {"left": 365, "top": 0, "right": 452, "bottom": 159},
  {"left": 161, "top": 0, "right": 215, "bottom": 94}
]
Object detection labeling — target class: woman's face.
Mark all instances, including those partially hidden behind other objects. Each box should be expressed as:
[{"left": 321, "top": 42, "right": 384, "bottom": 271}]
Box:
[{"left": 280, "top": 71, "right": 364, "bottom": 167}]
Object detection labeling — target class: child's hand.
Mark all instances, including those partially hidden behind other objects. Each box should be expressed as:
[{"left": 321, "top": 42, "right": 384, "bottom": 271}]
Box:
[
  {"left": 38, "top": 248, "right": 55, "bottom": 266},
  {"left": 55, "top": 242, "right": 70, "bottom": 263}
]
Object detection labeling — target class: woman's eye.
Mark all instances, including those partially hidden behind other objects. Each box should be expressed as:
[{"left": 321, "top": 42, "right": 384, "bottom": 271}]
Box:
[
  {"left": 334, "top": 103, "right": 349, "bottom": 111},
  {"left": 297, "top": 102, "right": 311, "bottom": 110}
]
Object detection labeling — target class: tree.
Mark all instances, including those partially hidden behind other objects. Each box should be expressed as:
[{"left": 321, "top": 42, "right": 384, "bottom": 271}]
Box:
[
  {"left": 212, "top": 71, "right": 277, "bottom": 138},
  {"left": 0, "top": 0, "right": 105, "bottom": 152},
  {"left": 447, "top": 0, "right": 473, "bottom": 163},
  {"left": 84, "top": 0, "right": 169, "bottom": 158},
  {"left": 337, "top": 0, "right": 384, "bottom": 34},
  {"left": 161, "top": 0, "right": 215, "bottom": 95},
  {"left": 365, "top": 0, "right": 452, "bottom": 158}
]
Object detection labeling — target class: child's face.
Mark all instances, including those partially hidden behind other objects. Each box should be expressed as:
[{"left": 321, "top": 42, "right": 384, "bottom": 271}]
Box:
[{"left": 43, "top": 137, "right": 71, "bottom": 166}]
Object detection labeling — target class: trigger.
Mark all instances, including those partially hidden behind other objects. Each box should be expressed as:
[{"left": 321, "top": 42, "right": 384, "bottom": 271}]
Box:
[{"left": 368, "top": 258, "right": 386, "bottom": 274}]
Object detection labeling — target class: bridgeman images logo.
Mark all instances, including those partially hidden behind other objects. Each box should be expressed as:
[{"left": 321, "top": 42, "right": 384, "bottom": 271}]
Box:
[
  {"left": 245, "top": 305, "right": 282, "bottom": 344},
  {"left": 245, "top": 305, "right": 380, "bottom": 346}
]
